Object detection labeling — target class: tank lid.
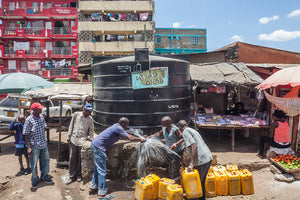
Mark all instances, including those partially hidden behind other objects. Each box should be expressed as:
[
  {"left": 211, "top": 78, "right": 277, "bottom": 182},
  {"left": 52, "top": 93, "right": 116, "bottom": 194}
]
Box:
[{"left": 96, "top": 55, "right": 189, "bottom": 65}]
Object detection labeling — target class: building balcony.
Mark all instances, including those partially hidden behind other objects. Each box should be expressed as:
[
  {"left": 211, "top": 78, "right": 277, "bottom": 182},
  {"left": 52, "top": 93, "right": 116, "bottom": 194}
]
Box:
[
  {"left": 78, "top": 21, "right": 154, "bottom": 33},
  {"left": 0, "top": 7, "right": 77, "bottom": 20},
  {"left": 42, "top": 67, "right": 78, "bottom": 80},
  {"left": 79, "top": 0, "right": 154, "bottom": 13},
  {"left": 1, "top": 46, "right": 78, "bottom": 59},
  {"left": 79, "top": 41, "right": 154, "bottom": 55},
  {"left": 0, "top": 26, "right": 77, "bottom": 39}
]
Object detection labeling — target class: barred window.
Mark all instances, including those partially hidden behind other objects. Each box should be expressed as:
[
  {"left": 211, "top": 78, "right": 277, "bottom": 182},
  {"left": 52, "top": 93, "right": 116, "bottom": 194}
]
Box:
[
  {"left": 155, "top": 36, "right": 161, "bottom": 44},
  {"left": 191, "top": 36, "right": 199, "bottom": 45}
]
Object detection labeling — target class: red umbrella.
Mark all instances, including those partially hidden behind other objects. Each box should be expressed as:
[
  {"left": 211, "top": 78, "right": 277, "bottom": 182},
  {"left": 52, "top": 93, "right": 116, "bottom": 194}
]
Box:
[{"left": 256, "top": 66, "right": 300, "bottom": 90}]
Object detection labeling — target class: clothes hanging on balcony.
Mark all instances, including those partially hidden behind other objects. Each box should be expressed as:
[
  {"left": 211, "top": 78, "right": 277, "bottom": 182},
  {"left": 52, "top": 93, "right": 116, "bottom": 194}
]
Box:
[
  {"left": 139, "top": 13, "right": 149, "bottom": 21},
  {"left": 27, "top": 61, "right": 40, "bottom": 71},
  {"left": 14, "top": 41, "right": 30, "bottom": 51}
]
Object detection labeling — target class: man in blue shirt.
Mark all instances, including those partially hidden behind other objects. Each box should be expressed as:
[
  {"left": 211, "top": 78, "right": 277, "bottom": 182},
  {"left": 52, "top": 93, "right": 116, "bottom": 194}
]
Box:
[
  {"left": 89, "top": 117, "right": 144, "bottom": 199},
  {"left": 9, "top": 114, "right": 31, "bottom": 175}
]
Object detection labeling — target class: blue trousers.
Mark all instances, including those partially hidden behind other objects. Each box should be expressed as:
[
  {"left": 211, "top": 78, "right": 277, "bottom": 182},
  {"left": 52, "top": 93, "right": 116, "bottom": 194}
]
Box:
[
  {"left": 90, "top": 143, "right": 108, "bottom": 196},
  {"left": 29, "top": 145, "right": 50, "bottom": 186}
]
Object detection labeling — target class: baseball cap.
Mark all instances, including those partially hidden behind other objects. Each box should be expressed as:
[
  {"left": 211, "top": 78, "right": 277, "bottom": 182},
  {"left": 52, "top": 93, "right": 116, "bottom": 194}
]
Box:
[
  {"left": 30, "top": 102, "right": 44, "bottom": 111},
  {"left": 84, "top": 103, "right": 93, "bottom": 111}
]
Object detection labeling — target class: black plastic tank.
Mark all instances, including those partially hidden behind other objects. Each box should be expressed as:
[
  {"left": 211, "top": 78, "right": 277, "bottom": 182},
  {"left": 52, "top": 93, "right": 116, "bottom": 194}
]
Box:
[{"left": 93, "top": 53, "right": 190, "bottom": 130}]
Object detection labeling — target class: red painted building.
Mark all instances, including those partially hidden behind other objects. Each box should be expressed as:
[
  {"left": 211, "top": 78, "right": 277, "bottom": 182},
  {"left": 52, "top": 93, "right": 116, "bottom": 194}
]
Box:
[{"left": 0, "top": 0, "right": 78, "bottom": 80}]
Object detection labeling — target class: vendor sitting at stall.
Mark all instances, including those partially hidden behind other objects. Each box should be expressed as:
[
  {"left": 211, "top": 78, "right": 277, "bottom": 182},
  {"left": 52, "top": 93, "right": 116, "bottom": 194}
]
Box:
[
  {"left": 231, "top": 102, "right": 247, "bottom": 115},
  {"left": 257, "top": 110, "right": 291, "bottom": 158}
]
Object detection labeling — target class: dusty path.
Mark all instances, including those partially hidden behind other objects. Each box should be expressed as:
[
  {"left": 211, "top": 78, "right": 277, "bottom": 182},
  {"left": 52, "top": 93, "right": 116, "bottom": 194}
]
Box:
[{"left": 1, "top": 130, "right": 300, "bottom": 200}]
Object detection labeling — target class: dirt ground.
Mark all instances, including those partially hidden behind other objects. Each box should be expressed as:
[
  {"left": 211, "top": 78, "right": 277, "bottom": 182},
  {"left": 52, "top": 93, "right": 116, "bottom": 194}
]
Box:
[{"left": 1, "top": 129, "right": 300, "bottom": 200}]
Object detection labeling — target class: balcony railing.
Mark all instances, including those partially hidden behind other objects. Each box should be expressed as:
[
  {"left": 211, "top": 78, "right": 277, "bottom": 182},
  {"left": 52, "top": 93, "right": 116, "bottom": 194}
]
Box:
[
  {"left": 1, "top": 26, "right": 76, "bottom": 37},
  {"left": 2, "top": 47, "right": 77, "bottom": 57},
  {"left": 0, "top": 7, "right": 77, "bottom": 18},
  {"left": 52, "top": 47, "right": 71, "bottom": 55},
  {"left": 4, "top": 47, "right": 16, "bottom": 56},
  {"left": 80, "top": 0, "right": 152, "bottom": 1},
  {"left": 52, "top": 27, "right": 72, "bottom": 35}
]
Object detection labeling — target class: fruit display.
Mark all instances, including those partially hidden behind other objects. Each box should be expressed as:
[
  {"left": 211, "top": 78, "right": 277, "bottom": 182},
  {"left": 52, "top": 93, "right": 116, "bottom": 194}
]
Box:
[{"left": 272, "top": 154, "right": 300, "bottom": 170}]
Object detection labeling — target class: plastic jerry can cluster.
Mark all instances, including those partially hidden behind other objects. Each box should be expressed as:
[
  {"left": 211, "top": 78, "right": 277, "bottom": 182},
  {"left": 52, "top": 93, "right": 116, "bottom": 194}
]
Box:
[
  {"left": 226, "top": 164, "right": 238, "bottom": 172},
  {"left": 213, "top": 165, "right": 226, "bottom": 172},
  {"left": 205, "top": 172, "right": 216, "bottom": 197},
  {"left": 181, "top": 169, "right": 203, "bottom": 199},
  {"left": 238, "top": 169, "right": 254, "bottom": 195},
  {"left": 214, "top": 170, "right": 228, "bottom": 196},
  {"left": 135, "top": 178, "right": 153, "bottom": 200},
  {"left": 146, "top": 174, "right": 161, "bottom": 200},
  {"left": 226, "top": 171, "right": 241, "bottom": 195},
  {"left": 166, "top": 184, "right": 183, "bottom": 200},
  {"left": 158, "top": 178, "right": 175, "bottom": 200}
]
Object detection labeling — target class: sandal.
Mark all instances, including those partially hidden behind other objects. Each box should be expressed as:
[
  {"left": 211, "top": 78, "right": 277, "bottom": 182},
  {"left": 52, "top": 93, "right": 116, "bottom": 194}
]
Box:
[
  {"left": 89, "top": 188, "right": 97, "bottom": 195},
  {"left": 256, "top": 154, "right": 263, "bottom": 159},
  {"left": 98, "top": 193, "right": 114, "bottom": 200}
]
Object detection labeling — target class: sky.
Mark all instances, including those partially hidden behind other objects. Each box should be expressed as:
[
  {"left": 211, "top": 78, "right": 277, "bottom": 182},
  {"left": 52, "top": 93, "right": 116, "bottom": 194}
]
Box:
[{"left": 154, "top": 0, "right": 300, "bottom": 53}]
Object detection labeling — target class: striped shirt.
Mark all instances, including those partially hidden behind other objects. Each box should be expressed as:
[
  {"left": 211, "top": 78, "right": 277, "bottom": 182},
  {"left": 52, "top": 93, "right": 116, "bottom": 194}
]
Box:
[
  {"left": 183, "top": 127, "right": 212, "bottom": 166},
  {"left": 23, "top": 114, "right": 47, "bottom": 149}
]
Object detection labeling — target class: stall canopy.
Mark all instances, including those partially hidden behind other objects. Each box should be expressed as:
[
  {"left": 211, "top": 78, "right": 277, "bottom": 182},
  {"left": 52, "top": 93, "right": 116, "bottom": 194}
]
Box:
[
  {"left": 190, "top": 62, "right": 263, "bottom": 85},
  {"left": 24, "top": 82, "right": 92, "bottom": 98}
]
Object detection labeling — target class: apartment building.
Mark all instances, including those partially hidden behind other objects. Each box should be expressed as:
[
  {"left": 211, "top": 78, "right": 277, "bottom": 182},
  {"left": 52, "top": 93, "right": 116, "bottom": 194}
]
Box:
[
  {"left": 155, "top": 28, "right": 207, "bottom": 55},
  {"left": 0, "top": 0, "right": 79, "bottom": 80},
  {"left": 78, "top": 0, "right": 155, "bottom": 68}
]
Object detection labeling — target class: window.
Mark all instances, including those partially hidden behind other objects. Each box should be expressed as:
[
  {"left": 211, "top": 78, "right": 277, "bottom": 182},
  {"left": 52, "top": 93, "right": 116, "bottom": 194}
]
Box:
[
  {"left": 191, "top": 36, "right": 199, "bottom": 45},
  {"left": 46, "top": 2, "right": 52, "bottom": 9},
  {"left": 155, "top": 36, "right": 161, "bottom": 44},
  {"left": 9, "top": 2, "right": 15, "bottom": 10},
  {"left": 33, "top": 41, "right": 40, "bottom": 50},
  {"left": 32, "top": 2, "right": 38, "bottom": 10},
  {"left": 21, "top": 61, "right": 27, "bottom": 72},
  {"left": 0, "top": 97, "right": 19, "bottom": 108},
  {"left": 8, "top": 60, "right": 16, "bottom": 70}
]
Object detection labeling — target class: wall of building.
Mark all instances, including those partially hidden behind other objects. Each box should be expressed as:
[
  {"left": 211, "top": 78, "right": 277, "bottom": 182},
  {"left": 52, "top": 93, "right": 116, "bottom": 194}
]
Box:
[{"left": 155, "top": 28, "right": 207, "bottom": 54}]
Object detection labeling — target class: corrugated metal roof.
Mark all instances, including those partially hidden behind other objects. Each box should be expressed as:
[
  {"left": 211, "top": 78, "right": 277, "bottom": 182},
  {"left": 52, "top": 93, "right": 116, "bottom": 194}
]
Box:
[
  {"left": 190, "top": 62, "right": 263, "bottom": 85},
  {"left": 245, "top": 63, "right": 300, "bottom": 69}
]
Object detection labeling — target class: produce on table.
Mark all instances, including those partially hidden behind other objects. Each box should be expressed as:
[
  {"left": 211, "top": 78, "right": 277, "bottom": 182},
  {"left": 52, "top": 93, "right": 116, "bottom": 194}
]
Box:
[{"left": 273, "top": 154, "right": 300, "bottom": 169}]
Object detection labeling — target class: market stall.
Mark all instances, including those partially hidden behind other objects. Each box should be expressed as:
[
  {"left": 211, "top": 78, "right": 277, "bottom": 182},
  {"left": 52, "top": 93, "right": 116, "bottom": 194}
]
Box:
[
  {"left": 256, "top": 66, "right": 300, "bottom": 155},
  {"left": 190, "top": 62, "right": 267, "bottom": 151}
]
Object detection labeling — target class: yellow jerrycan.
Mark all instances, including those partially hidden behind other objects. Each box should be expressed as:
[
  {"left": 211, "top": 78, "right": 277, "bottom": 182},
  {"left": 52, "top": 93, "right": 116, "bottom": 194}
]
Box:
[
  {"left": 214, "top": 170, "right": 228, "bottom": 196},
  {"left": 226, "top": 164, "right": 238, "bottom": 172},
  {"left": 181, "top": 169, "right": 203, "bottom": 199},
  {"left": 158, "top": 178, "right": 175, "bottom": 200},
  {"left": 205, "top": 172, "right": 216, "bottom": 198},
  {"left": 226, "top": 171, "right": 240, "bottom": 195},
  {"left": 135, "top": 177, "right": 153, "bottom": 200},
  {"left": 145, "top": 174, "right": 161, "bottom": 200},
  {"left": 166, "top": 184, "right": 183, "bottom": 200},
  {"left": 238, "top": 169, "right": 254, "bottom": 195}
]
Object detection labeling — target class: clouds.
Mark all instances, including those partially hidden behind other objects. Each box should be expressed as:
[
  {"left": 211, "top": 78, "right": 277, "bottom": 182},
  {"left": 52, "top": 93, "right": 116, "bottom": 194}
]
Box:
[
  {"left": 230, "top": 35, "right": 244, "bottom": 42},
  {"left": 287, "top": 9, "right": 300, "bottom": 18},
  {"left": 258, "top": 15, "right": 279, "bottom": 24},
  {"left": 172, "top": 22, "right": 183, "bottom": 28},
  {"left": 259, "top": 30, "right": 300, "bottom": 42}
]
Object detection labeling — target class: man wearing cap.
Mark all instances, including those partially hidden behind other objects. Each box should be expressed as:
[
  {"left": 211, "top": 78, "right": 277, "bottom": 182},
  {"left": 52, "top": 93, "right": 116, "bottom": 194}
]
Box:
[
  {"left": 66, "top": 103, "right": 94, "bottom": 184},
  {"left": 23, "top": 102, "right": 52, "bottom": 189}
]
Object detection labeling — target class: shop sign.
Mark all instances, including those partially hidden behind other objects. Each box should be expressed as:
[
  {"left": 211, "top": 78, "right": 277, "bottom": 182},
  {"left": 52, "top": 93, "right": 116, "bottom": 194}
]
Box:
[
  {"left": 16, "top": 29, "right": 24, "bottom": 37},
  {"left": 131, "top": 67, "right": 168, "bottom": 90},
  {"left": 72, "top": 46, "right": 78, "bottom": 56},
  {"left": 42, "top": 70, "right": 51, "bottom": 78},
  {"left": 16, "top": 50, "right": 25, "bottom": 57},
  {"left": 53, "top": 8, "right": 71, "bottom": 15},
  {"left": 72, "top": 66, "right": 78, "bottom": 77},
  {"left": 71, "top": 26, "right": 77, "bottom": 37}
]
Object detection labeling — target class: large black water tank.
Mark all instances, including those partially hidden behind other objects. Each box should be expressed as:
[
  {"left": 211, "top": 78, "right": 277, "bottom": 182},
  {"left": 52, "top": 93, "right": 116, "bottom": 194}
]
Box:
[{"left": 93, "top": 55, "right": 190, "bottom": 130}]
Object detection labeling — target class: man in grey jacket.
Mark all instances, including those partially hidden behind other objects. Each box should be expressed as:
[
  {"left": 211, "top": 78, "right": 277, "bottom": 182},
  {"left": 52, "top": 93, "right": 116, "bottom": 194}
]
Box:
[{"left": 66, "top": 103, "right": 94, "bottom": 184}]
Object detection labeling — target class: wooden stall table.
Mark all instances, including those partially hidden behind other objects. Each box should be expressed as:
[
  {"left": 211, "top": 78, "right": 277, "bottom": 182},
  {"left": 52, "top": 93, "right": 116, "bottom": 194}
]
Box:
[{"left": 196, "top": 124, "right": 270, "bottom": 151}]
